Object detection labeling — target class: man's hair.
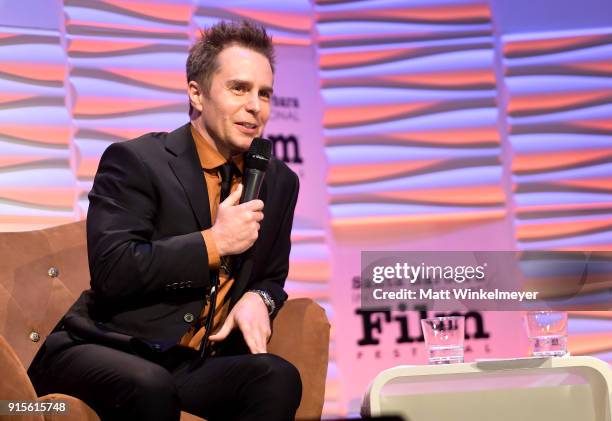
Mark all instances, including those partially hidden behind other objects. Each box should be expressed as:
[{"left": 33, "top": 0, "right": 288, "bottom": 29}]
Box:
[{"left": 186, "top": 20, "right": 275, "bottom": 115}]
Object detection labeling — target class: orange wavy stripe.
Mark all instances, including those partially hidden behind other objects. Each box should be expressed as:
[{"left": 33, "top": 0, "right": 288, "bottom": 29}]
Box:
[
  {"left": 288, "top": 261, "right": 331, "bottom": 282},
  {"left": 67, "top": 39, "right": 150, "bottom": 53},
  {"left": 106, "top": 68, "right": 184, "bottom": 90},
  {"left": 324, "top": 102, "right": 437, "bottom": 127},
  {"left": 517, "top": 219, "right": 612, "bottom": 240},
  {"left": 318, "top": 4, "right": 490, "bottom": 22},
  {"left": 574, "top": 118, "right": 612, "bottom": 131},
  {"left": 0, "top": 216, "right": 76, "bottom": 225},
  {"left": 504, "top": 34, "right": 602, "bottom": 57},
  {"left": 332, "top": 209, "right": 505, "bottom": 228},
  {"left": 76, "top": 157, "right": 101, "bottom": 178},
  {"left": 569, "top": 61, "right": 612, "bottom": 73},
  {"left": 0, "top": 125, "right": 71, "bottom": 145},
  {"left": 326, "top": 127, "right": 500, "bottom": 146},
  {"left": 328, "top": 160, "right": 441, "bottom": 185},
  {"left": 226, "top": 8, "right": 311, "bottom": 31},
  {"left": 320, "top": 48, "right": 408, "bottom": 68},
  {"left": 271, "top": 36, "right": 311, "bottom": 46},
  {"left": 569, "top": 311, "right": 612, "bottom": 319},
  {"left": 509, "top": 90, "right": 612, "bottom": 115},
  {"left": 376, "top": 4, "right": 490, "bottom": 21},
  {"left": 0, "top": 93, "right": 34, "bottom": 104},
  {"left": 568, "top": 332, "right": 612, "bottom": 354},
  {"left": 104, "top": 0, "right": 191, "bottom": 22},
  {"left": 0, "top": 63, "right": 64, "bottom": 82},
  {"left": 0, "top": 156, "right": 53, "bottom": 168},
  {"left": 386, "top": 127, "right": 499, "bottom": 145},
  {"left": 513, "top": 149, "right": 611, "bottom": 172},
  {"left": 342, "top": 185, "right": 506, "bottom": 205},
  {"left": 0, "top": 188, "right": 74, "bottom": 207},
  {"left": 555, "top": 177, "right": 612, "bottom": 190},
  {"left": 286, "top": 290, "right": 330, "bottom": 301},
  {"left": 383, "top": 70, "right": 495, "bottom": 86},
  {"left": 290, "top": 233, "right": 326, "bottom": 243},
  {"left": 73, "top": 97, "right": 179, "bottom": 115}
]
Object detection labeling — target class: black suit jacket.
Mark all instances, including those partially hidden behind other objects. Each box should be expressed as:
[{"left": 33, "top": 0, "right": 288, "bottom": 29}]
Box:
[{"left": 30, "top": 123, "right": 299, "bottom": 366}]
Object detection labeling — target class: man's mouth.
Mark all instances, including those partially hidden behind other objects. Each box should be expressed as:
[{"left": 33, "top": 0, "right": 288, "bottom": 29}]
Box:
[{"left": 236, "top": 122, "right": 258, "bottom": 130}]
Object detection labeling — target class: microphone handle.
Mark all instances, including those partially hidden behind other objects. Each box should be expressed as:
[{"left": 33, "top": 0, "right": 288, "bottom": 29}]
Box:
[{"left": 240, "top": 168, "right": 266, "bottom": 203}]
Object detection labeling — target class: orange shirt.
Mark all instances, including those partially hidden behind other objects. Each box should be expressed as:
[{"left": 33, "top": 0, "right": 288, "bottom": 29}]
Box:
[{"left": 179, "top": 124, "right": 243, "bottom": 351}]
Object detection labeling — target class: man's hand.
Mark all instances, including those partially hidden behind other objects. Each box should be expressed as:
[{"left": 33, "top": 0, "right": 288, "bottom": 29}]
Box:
[
  {"left": 210, "top": 184, "right": 264, "bottom": 256},
  {"left": 209, "top": 291, "right": 271, "bottom": 353}
]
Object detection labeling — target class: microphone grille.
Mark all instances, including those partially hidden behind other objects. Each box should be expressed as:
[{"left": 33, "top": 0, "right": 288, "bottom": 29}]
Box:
[
  {"left": 245, "top": 137, "right": 272, "bottom": 172},
  {"left": 249, "top": 137, "right": 272, "bottom": 160}
]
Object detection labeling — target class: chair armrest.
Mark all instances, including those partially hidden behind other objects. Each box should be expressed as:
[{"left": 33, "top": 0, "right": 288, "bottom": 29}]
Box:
[
  {"left": 267, "top": 298, "right": 330, "bottom": 420},
  {"left": 37, "top": 394, "right": 99, "bottom": 421},
  {"left": 0, "top": 334, "right": 40, "bottom": 393}
]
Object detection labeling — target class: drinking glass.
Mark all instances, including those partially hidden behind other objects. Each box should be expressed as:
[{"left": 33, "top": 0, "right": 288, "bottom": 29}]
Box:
[
  {"left": 421, "top": 316, "right": 465, "bottom": 364},
  {"left": 524, "top": 311, "right": 568, "bottom": 357}
]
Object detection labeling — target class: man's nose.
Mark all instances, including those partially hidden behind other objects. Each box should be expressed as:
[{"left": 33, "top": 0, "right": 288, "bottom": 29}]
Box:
[{"left": 245, "top": 93, "right": 260, "bottom": 114}]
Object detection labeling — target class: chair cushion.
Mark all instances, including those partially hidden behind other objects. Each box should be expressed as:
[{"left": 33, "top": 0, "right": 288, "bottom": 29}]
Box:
[{"left": 0, "top": 334, "right": 43, "bottom": 421}]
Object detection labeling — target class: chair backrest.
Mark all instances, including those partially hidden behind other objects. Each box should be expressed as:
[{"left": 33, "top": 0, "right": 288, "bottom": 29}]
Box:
[{"left": 0, "top": 221, "right": 89, "bottom": 368}]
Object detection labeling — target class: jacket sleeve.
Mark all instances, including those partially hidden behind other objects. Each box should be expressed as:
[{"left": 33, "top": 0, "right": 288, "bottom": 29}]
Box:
[
  {"left": 86, "top": 141, "right": 211, "bottom": 302},
  {"left": 248, "top": 169, "right": 300, "bottom": 316}
]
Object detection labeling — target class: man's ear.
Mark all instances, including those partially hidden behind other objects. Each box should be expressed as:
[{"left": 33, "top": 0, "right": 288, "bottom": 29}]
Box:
[{"left": 188, "top": 80, "right": 205, "bottom": 113}]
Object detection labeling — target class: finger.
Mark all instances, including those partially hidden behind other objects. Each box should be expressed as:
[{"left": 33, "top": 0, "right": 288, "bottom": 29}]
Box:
[
  {"left": 220, "top": 184, "right": 243, "bottom": 208},
  {"left": 242, "top": 199, "right": 264, "bottom": 212},
  {"left": 256, "top": 330, "right": 268, "bottom": 353},
  {"left": 209, "top": 317, "right": 235, "bottom": 342},
  {"left": 242, "top": 331, "right": 260, "bottom": 354},
  {"left": 244, "top": 331, "right": 266, "bottom": 354},
  {"left": 251, "top": 325, "right": 268, "bottom": 353},
  {"left": 252, "top": 211, "right": 264, "bottom": 222}
]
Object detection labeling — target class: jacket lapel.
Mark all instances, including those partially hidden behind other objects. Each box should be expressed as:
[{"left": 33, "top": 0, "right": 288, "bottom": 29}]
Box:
[{"left": 165, "top": 123, "right": 212, "bottom": 230}]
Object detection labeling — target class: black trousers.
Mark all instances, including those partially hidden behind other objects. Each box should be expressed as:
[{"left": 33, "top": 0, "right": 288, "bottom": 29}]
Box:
[{"left": 30, "top": 339, "right": 302, "bottom": 421}]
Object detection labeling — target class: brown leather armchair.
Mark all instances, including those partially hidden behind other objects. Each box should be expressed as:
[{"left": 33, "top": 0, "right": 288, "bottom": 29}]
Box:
[{"left": 0, "top": 221, "right": 330, "bottom": 420}]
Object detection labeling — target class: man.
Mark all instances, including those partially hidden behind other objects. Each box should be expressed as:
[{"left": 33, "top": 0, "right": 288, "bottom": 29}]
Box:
[{"left": 28, "top": 20, "right": 301, "bottom": 421}]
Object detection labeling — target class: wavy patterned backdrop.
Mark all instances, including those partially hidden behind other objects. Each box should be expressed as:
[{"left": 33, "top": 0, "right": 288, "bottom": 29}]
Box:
[
  {"left": 0, "top": 0, "right": 611, "bottom": 417},
  {"left": 63, "top": 0, "right": 193, "bottom": 216},
  {"left": 0, "top": 25, "right": 73, "bottom": 230},
  {"left": 501, "top": 28, "right": 612, "bottom": 360},
  {"left": 316, "top": 0, "right": 507, "bottom": 239}
]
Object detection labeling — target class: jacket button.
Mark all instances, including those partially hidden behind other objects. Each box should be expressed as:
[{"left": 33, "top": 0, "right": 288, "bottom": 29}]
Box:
[
  {"left": 48, "top": 267, "right": 59, "bottom": 278},
  {"left": 183, "top": 313, "right": 195, "bottom": 323},
  {"left": 29, "top": 331, "right": 41, "bottom": 342}
]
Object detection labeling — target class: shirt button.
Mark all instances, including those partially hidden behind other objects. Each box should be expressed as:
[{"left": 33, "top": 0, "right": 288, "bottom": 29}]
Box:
[{"left": 183, "top": 313, "right": 195, "bottom": 323}]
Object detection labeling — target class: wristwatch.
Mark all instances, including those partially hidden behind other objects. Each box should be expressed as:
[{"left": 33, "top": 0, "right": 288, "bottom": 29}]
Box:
[{"left": 249, "top": 289, "right": 276, "bottom": 315}]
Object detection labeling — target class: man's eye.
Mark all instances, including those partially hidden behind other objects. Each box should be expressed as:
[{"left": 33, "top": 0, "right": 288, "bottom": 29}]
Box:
[
  {"left": 260, "top": 91, "right": 271, "bottom": 99},
  {"left": 232, "top": 85, "right": 247, "bottom": 93}
]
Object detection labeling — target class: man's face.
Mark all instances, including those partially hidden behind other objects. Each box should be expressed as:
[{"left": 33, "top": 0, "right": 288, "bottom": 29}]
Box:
[{"left": 197, "top": 45, "right": 273, "bottom": 155}]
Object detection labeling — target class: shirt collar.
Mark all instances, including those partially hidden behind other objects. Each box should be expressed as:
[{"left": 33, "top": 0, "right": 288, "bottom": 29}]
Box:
[{"left": 190, "top": 123, "right": 243, "bottom": 173}]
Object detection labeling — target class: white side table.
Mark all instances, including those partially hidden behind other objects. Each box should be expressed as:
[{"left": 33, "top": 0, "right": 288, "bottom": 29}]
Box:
[{"left": 363, "top": 356, "right": 612, "bottom": 421}]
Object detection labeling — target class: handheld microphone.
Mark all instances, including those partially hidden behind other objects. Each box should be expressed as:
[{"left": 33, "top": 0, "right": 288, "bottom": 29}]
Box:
[
  {"left": 240, "top": 137, "right": 272, "bottom": 203},
  {"left": 197, "top": 138, "right": 272, "bottom": 363}
]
